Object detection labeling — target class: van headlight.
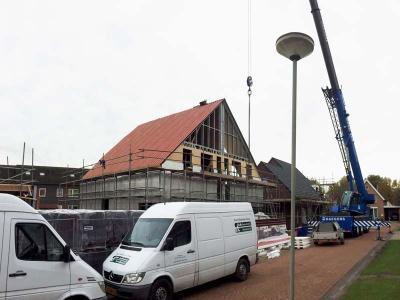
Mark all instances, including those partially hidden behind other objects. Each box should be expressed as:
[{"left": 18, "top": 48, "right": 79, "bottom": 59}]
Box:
[
  {"left": 98, "top": 281, "right": 105, "bottom": 293},
  {"left": 122, "top": 272, "right": 145, "bottom": 284}
]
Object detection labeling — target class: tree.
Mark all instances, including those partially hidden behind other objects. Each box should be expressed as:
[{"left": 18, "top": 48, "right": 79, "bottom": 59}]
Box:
[
  {"left": 367, "top": 174, "right": 393, "bottom": 202},
  {"left": 326, "top": 177, "right": 349, "bottom": 204},
  {"left": 393, "top": 187, "right": 400, "bottom": 206},
  {"left": 367, "top": 174, "right": 383, "bottom": 189},
  {"left": 309, "top": 178, "right": 324, "bottom": 196},
  {"left": 326, "top": 174, "right": 400, "bottom": 206}
]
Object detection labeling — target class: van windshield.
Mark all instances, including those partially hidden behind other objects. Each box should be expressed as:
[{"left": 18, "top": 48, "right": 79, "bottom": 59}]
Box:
[{"left": 122, "top": 218, "right": 173, "bottom": 248}]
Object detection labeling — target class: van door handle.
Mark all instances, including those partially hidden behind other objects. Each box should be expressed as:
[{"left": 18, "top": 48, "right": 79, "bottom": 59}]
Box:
[
  {"left": 187, "top": 249, "right": 195, "bottom": 254},
  {"left": 9, "top": 271, "right": 27, "bottom": 277}
]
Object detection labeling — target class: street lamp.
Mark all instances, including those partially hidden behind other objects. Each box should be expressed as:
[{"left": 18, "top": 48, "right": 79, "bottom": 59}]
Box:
[{"left": 276, "top": 32, "right": 314, "bottom": 300}]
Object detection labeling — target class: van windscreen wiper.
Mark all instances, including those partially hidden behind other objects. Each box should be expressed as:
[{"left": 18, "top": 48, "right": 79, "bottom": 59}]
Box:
[{"left": 122, "top": 241, "right": 145, "bottom": 247}]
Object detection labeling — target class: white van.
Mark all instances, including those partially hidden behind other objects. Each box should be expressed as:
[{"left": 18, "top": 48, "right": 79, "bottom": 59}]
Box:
[
  {"left": 103, "top": 202, "right": 257, "bottom": 300},
  {"left": 0, "top": 194, "right": 106, "bottom": 300}
]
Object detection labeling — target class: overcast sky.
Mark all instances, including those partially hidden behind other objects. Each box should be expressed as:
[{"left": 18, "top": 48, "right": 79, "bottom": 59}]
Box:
[{"left": 1, "top": 0, "right": 399, "bottom": 182}]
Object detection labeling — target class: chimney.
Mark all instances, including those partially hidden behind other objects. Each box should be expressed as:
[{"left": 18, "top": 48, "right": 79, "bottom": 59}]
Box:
[{"left": 199, "top": 100, "right": 207, "bottom": 106}]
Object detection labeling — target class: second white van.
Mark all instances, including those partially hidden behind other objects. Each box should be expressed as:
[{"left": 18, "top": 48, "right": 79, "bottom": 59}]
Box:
[{"left": 103, "top": 202, "right": 257, "bottom": 300}]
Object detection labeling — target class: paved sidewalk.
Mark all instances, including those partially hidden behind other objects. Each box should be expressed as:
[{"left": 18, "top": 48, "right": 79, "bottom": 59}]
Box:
[{"left": 177, "top": 226, "right": 396, "bottom": 300}]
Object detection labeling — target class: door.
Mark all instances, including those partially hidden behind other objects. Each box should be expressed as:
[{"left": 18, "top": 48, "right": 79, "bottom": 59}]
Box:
[
  {"left": 0, "top": 213, "right": 5, "bottom": 300},
  {"left": 6, "top": 219, "right": 70, "bottom": 300},
  {"left": 164, "top": 216, "right": 197, "bottom": 292}
]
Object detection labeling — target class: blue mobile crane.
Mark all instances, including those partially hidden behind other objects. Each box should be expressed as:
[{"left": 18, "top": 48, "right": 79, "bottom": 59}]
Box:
[{"left": 308, "top": 0, "right": 389, "bottom": 235}]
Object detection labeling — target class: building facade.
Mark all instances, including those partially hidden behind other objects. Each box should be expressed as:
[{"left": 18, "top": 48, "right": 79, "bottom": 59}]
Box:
[
  {"left": 80, "top": 99, "right": 277, "bottom": 212},
  {"left": 257, "top": 158, "right": 328, "bottom": 227},
  {"left": 0, "top": 165, "right": 85, "bottom": 209}
]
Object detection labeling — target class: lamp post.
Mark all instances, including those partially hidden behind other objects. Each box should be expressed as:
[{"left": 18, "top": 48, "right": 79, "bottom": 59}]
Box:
[{"left": 276, "top": 32, "right": 314, "bottom": 300}]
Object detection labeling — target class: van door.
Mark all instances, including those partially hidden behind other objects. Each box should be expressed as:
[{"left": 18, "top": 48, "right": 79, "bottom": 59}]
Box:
[
  {"left": 0, "top": 212, "right": 5, "bottom": 300},
  {"left": 195, "top": 215, "right": 224, "bottom": 285},
  {"left": 6, "top": 219, "right": 70, "bottom": 300},
  {"left": 164, "top": 215, "right": 197, "bottom": 292}
]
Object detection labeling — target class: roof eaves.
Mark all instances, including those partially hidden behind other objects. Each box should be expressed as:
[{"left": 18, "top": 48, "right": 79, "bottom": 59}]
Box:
[{"left": 365, "top": 179, "right": 387, "bottom": 202}]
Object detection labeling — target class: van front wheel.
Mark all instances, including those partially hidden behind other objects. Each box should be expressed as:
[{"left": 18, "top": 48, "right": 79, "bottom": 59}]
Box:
[
  {"left": 149, "top": 278, "right": 172, "bottom": 300},
  {"left": 235, "top": 258, "right": 249, "bottom": 281}
]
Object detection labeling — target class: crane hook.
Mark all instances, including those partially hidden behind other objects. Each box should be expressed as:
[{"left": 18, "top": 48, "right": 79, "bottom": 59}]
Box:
[{"left": 247, "top": 76, "right": 253, "bottom": 96}]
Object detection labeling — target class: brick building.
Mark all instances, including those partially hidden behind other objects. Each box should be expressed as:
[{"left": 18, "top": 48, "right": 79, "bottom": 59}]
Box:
[
  {"left": 0, "top": 165, "right": 86, "bottom": 209},
  {"left": 257, "top": 158, "right": 328, "bottom": 227}
]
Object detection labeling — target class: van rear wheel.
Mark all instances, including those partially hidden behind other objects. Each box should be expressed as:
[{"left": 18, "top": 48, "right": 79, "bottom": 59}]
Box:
[
  {"left": 235, "top": 258, "right": 249, "bottom": 281},
  {"left": 149, "top": 278, "right": 172, "bottom": 300}
]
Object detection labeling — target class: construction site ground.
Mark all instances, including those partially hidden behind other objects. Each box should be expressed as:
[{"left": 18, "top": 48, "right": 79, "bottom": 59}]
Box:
[{"left": 177, "top": 225, "right": 398, "bottom": 300}]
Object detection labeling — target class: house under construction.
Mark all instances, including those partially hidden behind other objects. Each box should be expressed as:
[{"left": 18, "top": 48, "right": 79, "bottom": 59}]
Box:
[{"left": 79, "top": 99, "right": 326, "bottom": 224}]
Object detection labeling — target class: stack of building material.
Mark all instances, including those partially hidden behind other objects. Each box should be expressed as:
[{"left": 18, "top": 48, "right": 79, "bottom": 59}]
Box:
[
  {"left": 256, "top": 217, "right": 290, "bottom": 259},
  {"left": 294, "top": 236, "right": 311, "bottom": 249}
]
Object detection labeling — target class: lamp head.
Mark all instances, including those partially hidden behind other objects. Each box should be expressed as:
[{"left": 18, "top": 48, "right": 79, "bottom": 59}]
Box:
[{"left": 276, "top": 32, "right": 314, "bottom": 61}]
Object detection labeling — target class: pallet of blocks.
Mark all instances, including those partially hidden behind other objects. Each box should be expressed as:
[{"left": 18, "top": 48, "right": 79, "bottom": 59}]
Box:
[
  {"left": 294, "top": 237, "right": 311, "bottom": 249},
  {"left": 256, "top": 216, "right": 290, "bottom": 259}
]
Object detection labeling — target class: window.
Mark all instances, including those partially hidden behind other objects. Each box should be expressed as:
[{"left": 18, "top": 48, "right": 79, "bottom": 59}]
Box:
[
  {"left": 122, "top": 218, "right": 173, "bottom": 248},
  {"left": 56, "top": 188, "right": 63, "bottom": 197},
  {"left": 317, "top": 222, "right": 335, "bottom": 232},
  {"left": 371, "top": 207, "right": 378, "bottom": 219},
  {"left": 201, "top": 153, "right": 213, "bottom": 172},
  {"left": 183, "top": 148, "right": 192, "bottom": 170},
  {"left": 39, "top": 172, "right": 45, "bottom": 176},
  {"left": 67, "top": 205, "right": 79, "bottom": 209},
  {"left": 246, "top": 164, "right": 253, "bottom": 179},
  {"left": 223, "top": 158, "right": 229, "bottom": 175},
  {"left": 167, "top": 221, "right": 191, "bottom": 248},
  {"left": 68, "top": 188, "right": 79, "bottom": 198},
  {"left": 232, "top": 161, "right": 242, "bottom": 177},
  {"left": 38, "top": 188, "right": 46, "bottom": 198},
  {"left": 102, "top": 199, "right": 109, "bottom": 210},
  {"left": 15, "top": 223, "right": 64, "bottom": 261},
  {"left": 217, "top": 156, "right": 222, "bottom": 174}
]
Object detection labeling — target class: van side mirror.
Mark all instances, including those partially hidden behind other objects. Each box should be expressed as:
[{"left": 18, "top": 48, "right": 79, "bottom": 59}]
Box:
[
  {"left": 63, "top": 245, "right": 71, "bottom": 263},
  {"left": 163, "top": 237, "right": 174, "bottom": 251}
]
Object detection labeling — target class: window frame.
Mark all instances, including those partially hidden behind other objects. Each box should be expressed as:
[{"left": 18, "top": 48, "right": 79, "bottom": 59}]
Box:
[
  {"left": 56, "top": 187, "right": 63, "bottom": 197},
  {"left": 67, "top": 188, "right": 79, "bottom": 198},
  {"left": 167, "top": 220, "right": 192, "bottom": 248},
  {"left": 15, "top": 222, "right": 65, "bottom": 262},
  {"left": 38, "top": 188, "right": 47, "bottom": 198}
]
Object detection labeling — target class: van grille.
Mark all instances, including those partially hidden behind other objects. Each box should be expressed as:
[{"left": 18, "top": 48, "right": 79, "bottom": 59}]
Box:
[{"left": 104, "top": 270, "right": 124, "bottom": 283}]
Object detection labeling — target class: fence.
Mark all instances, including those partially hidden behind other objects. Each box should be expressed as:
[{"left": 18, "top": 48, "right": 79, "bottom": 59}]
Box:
[{"left": 40, "top": 209, "right": 143, "bottom": 272}]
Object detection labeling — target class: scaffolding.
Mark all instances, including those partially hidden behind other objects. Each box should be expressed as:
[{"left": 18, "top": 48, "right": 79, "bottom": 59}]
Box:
[{"left": 54, "top": 148, "right": 290, "bottom": 217}]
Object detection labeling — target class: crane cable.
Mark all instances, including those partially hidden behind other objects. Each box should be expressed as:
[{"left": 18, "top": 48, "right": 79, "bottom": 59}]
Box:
[{"left": 247, "top": 0, "right": 253, "bottom": 150}]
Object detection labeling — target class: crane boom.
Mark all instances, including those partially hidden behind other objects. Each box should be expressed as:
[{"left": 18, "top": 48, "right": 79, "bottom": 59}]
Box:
[{"left": 309, "top": 0, "right": 374, "bottom": 214}]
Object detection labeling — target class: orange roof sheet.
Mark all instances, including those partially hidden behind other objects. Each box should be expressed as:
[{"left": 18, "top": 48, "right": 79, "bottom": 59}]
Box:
[{"left": 84, "top": 99, "right": 224, "bottom": 179}]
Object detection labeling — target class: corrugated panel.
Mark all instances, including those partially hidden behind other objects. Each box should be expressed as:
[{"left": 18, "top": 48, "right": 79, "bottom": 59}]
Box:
[{"left": 84, "top": 99, "right": 224, "bottom": 179}]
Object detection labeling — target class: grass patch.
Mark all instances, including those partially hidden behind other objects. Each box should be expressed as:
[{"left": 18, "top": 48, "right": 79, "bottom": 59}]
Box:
[
  {"left": 342, "top": 241, "right": 400, "bottom": 299},
  {"left": 343, "top": 278, "right": 400, "bottom": 300},
  {"left": 362, "top": 240, "right": 400, "bottom": 276}
]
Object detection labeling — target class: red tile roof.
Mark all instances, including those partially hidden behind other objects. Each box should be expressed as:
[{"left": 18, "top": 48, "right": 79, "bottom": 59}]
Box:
[{"left": 84, "top": 99, "right": 224, "bottom": 179}]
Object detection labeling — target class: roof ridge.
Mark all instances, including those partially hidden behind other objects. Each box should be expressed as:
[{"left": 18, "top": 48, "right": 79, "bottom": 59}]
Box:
[
  {"left": 84, "top": 99, "right": 225, "bottom": 179},
  {"left": 137, "top": 99, "right": 224, "bottom": 128}
]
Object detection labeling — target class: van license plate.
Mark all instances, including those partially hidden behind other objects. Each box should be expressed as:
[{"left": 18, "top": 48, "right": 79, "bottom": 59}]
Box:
[{"left": 105, "top": 286, "right": 118, "bottom": 296}]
